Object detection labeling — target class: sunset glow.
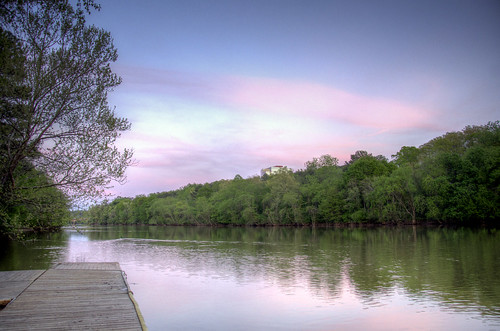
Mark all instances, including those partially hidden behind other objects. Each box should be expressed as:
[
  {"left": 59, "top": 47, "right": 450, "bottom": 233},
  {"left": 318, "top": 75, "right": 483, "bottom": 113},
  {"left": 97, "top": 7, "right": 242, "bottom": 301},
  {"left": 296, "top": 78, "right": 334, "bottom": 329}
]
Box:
[{"left": 85, "top": 0, "right": 500, "bottom": 197}]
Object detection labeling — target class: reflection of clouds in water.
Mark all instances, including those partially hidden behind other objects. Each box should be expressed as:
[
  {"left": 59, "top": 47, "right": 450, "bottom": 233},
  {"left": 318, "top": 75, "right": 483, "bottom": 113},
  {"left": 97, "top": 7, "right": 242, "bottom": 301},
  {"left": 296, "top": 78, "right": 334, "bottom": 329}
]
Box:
[
  {"left": 55, "top": 228, "right": 500, "bottom": 331},
  {"left": 68, "top": 232, "right": 89, "bottom": 242},
  {"left": 63, "top": 236, "right": 344, "bottom": 298}
]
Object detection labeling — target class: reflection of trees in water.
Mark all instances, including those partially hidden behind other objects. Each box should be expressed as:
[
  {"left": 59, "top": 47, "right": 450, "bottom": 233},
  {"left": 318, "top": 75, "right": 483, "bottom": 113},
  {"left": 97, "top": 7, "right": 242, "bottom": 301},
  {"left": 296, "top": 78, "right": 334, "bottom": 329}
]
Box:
[
  {"left": 7, "top": 226, "right": 497, "bottom": 317},
  {"left": 97, "top": 225, "right": 498, "bottom": 317},
  {"left": 336, "top": 227, "right": 500, "bottom": 316},
  {"left": 0, "top": 231, "right": 70, "bottom": 270},
  {"left": 200, "top": 227, "right": 497, "bottom": 317}
]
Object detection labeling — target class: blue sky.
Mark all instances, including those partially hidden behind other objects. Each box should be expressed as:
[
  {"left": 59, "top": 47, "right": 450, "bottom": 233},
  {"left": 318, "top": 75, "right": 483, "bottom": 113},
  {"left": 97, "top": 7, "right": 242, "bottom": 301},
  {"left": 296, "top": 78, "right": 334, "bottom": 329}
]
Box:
[{"left": 86, "top": 0, "right": 500, "bottom": 197}]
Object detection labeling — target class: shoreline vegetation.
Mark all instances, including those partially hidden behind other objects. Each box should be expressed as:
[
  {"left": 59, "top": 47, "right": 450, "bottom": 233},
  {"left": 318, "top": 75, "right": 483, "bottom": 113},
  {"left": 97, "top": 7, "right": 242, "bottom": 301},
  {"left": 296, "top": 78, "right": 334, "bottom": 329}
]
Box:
[{"left": 84, "top": 122, "right": 499, "bottom": 228}]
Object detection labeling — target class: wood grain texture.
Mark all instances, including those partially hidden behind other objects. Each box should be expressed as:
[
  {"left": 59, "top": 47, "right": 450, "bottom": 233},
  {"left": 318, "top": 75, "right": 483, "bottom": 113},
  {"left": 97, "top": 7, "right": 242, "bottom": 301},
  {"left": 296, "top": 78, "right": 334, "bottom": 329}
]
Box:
[
  {"left": 0, "top": 270, "right": 45, "bottom": 303},
  {"left": 0, "top": 263, "right": 145, "bottom": 330}
]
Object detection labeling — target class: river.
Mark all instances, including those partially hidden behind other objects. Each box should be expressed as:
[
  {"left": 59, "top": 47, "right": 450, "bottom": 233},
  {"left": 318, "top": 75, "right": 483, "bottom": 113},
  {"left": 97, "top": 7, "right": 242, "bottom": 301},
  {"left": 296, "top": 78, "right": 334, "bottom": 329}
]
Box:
[{"left": 1, "top": 225, "right": 499, "bottom": 330}]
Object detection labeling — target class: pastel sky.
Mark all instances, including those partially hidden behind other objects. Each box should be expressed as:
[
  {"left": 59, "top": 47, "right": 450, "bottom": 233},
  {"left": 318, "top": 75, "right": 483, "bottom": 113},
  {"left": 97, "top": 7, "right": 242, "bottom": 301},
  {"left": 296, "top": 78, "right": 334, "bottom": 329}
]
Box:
[{"left": 86, "top": 0, "right": 500, "bottom": 197}]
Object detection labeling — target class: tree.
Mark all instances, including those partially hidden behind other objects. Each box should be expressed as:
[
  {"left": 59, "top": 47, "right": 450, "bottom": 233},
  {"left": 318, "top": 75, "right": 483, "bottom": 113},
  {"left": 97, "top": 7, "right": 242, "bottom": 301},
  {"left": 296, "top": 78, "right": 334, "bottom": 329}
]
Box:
[
  {"left": 305, "top": 154, "right": 339, "bottom": 170},
  {"left": 368, "top": 167, "right": 421, "bottom": 223},
  {"left": 418, "top": 122, "right": 499, "bottom": 222},
  {"left": 392, "top": 146, "right": 420, "bottom": 168},
  {"left": 299, "top": 163, "right": 343, "bottom": 224},
  {"left": 263, "top": 170, "right": 301, "bottom": 224},
  {"left": 0, "top": 25, "right": 29, "bottom": 189},
  {"left": 210, "top": 178, "right": 260, "bottom": 225},
  {"left": 1, "top": 1, "right": 133, "bottom": 232},
  {"left": 343, "top": 154, "right": 394, "bottom": 222},
  {"left": 5, "top": 164, "right": 70, "bottom": 231}
]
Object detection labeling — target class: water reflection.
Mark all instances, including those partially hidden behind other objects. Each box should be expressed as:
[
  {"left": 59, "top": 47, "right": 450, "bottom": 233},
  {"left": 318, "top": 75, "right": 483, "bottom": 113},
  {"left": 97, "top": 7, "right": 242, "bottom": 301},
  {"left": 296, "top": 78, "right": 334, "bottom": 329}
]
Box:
[
  {"left": 1, "top": 226, "right": 499, "bottom": 330},
  {"left": 0, "top": 231, "right": 69, "bottom": 270}
]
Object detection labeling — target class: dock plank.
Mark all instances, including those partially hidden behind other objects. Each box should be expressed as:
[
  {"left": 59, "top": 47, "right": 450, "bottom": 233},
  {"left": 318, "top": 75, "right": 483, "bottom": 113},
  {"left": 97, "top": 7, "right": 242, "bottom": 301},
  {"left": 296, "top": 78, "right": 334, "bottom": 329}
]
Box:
[
  {"left": 0, "top": 270, "right": 44, "bottom": 305},
  {"left": 0, "top": 263, "right": 145, "bottom": 330},
  {"left": 53, "top": 262, "right": 121, "bottom": 270}
]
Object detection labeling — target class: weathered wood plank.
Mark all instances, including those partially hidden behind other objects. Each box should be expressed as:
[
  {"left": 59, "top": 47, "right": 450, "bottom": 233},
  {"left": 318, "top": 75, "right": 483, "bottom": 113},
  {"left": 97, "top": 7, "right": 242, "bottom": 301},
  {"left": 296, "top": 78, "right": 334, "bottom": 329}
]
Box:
[
  {"left": 0, "top": 263, "right": 145, "bottom": 330},
  {"left": 0, "top": 270, "right": 45, "bottom": 305},
  {"left": 52, "top": 262, "right": 121, "bottom": 270}
]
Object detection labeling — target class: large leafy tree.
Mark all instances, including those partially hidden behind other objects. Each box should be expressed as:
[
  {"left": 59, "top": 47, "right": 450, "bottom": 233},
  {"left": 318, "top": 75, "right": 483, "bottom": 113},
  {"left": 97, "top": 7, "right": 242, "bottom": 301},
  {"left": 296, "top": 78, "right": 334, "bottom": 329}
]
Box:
[
  {"left": 0, "top": 0, "right": 133, "bottom": 232},
  {"left": 263, "top": 169, "right": 302, "bottom": 225}
]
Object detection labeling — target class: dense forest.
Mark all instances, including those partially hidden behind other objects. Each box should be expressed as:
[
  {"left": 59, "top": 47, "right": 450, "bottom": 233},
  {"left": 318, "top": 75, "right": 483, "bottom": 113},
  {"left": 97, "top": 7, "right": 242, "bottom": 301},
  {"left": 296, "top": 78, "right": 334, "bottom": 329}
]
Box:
[{"left": 86, "top": 122, "right": 499, "bottom": 226}]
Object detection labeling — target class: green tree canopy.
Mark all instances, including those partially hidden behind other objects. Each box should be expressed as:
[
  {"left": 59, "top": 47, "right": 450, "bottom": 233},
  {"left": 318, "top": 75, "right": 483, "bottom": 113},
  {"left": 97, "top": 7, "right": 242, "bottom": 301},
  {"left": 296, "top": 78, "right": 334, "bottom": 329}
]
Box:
[
  {"left": 0, "top": 0, "right": 133, "bottom": 234},
  {"left": 85, "top": 122, "right": 499, "bottom": 227}
]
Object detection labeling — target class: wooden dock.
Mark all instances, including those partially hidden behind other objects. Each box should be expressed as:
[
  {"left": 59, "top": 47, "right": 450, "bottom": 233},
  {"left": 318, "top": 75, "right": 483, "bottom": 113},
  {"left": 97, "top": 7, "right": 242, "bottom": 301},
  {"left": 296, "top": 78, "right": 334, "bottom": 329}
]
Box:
[{"left": 0, "top": 262, "right": 146, "bottom": 330}]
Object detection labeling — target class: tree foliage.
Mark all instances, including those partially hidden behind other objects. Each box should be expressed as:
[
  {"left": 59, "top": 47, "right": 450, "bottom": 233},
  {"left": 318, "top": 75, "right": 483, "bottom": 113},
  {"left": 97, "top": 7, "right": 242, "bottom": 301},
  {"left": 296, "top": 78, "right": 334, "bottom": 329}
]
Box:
[
  {"left": 0, "top": 0, "right": 132, "bottom": 234},
  {"left": 86, "top": 123, "right": 499, "bottom": 226}
]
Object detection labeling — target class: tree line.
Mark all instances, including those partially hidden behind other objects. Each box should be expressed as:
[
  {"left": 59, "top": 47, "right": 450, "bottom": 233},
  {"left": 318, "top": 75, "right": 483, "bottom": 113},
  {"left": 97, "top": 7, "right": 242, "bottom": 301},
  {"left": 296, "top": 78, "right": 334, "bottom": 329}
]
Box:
[{"left": 87, "top": 122, "right": 499, "bottom": 226}]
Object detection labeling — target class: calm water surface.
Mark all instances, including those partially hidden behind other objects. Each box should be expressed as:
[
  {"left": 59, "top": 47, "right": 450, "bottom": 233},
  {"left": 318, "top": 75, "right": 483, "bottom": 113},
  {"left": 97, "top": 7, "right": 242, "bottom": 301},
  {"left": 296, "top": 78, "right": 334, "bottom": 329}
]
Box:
[{"left": 1, "top": 226, "right": 499, "bottom": 330}]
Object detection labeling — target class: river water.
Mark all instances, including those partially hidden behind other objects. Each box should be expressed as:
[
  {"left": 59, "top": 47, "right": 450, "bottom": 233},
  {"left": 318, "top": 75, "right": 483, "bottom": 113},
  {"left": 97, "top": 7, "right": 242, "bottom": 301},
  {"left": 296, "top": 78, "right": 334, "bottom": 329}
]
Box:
[{"left": 1, "top": 226, "right": 499, "bottom": 330}]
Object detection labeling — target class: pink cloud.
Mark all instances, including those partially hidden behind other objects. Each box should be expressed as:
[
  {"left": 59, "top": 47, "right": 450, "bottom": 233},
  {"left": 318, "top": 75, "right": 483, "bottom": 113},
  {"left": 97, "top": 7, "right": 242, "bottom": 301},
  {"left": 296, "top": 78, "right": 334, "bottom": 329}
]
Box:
[
  {"left": 114, "top": 65, "right": 438, "bottom": 133},
  {"left": 225, "top": 76, "right": 437, "bottom": 131},
  {"left": 105, "top": 66, "right": 447, "bottom": 196}
]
